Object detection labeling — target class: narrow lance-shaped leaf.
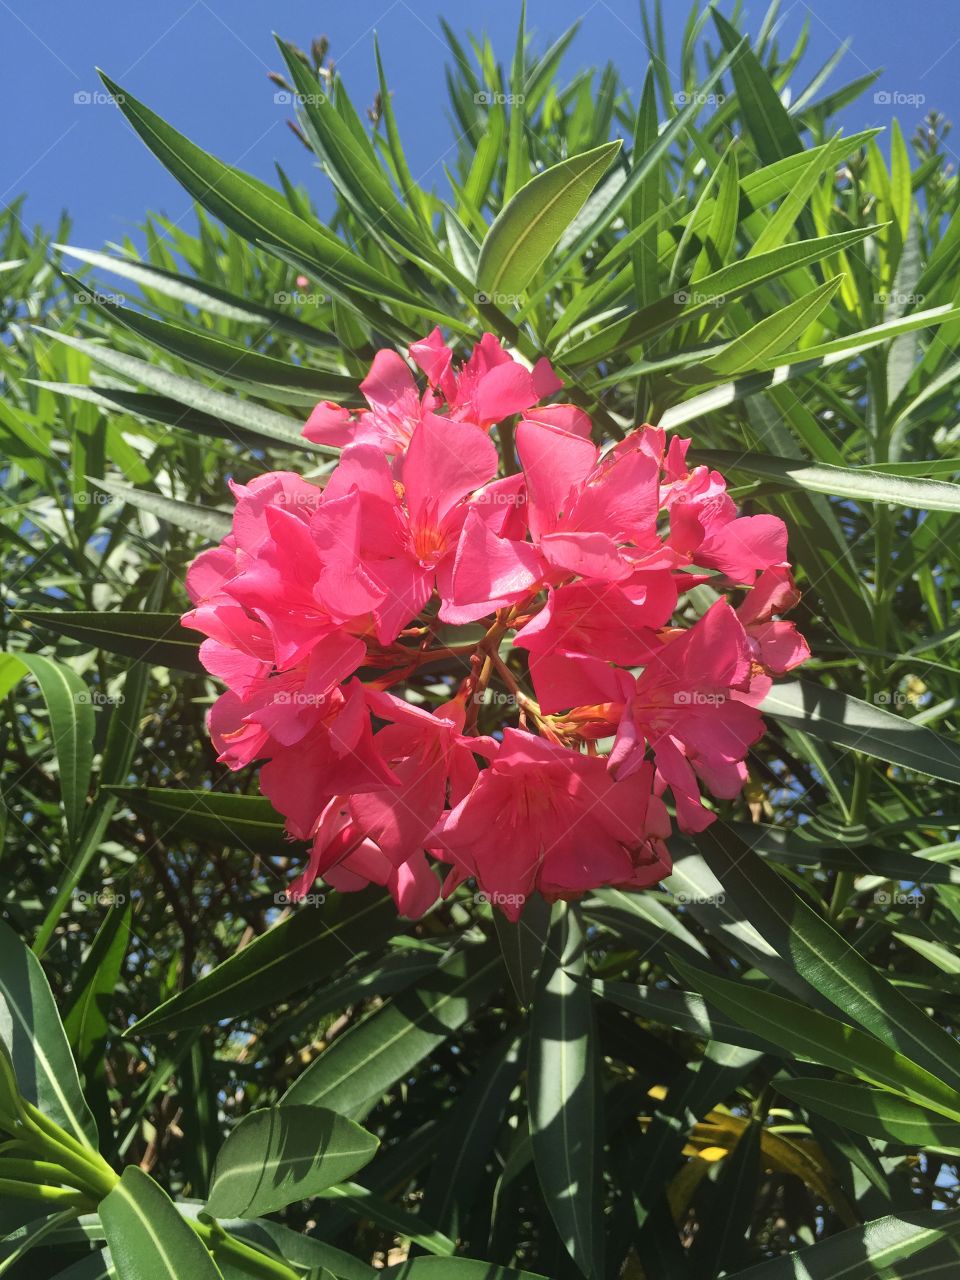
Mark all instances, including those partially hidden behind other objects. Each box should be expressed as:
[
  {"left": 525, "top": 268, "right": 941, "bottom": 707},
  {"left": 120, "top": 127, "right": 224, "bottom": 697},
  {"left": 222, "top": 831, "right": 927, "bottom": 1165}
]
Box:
[
  {"left": 283, "top": 942, "right": 502, "bottom": 1115},
  {"left": 777, "top": 1077, "right": 960, "bottom": 1149},
  {"left": 527, "top": 904, "right": 603, "bottom": 1280},
  {"left": 762, "top": 678, "right": 960, "bottom": 786},
  {"left": 721, "top": 1210, "right": 960, "bottom": 1280},
  {"left": 690, "top": 448, "right": 960, "bottom": 513},
  {"left": 133, "top": 890, "right": 401, "bottom": 1033},
  {"left": 17, "top": 611, "right": 205, "bottom": 675},
  {"left": 0, "top": 919, "right": 99, "bottom": 1147},
  {"left": 89, "top": 478, "right": 232, "bottom": 541},
  {"left": 476, "top": 141, "right": 621, "bottom": 299},
  {"left": 96, "top": 71, "right": 438, "bottom": 314},
  {"left": 5, "top": 652, "right": 95, "bottom": 853}
]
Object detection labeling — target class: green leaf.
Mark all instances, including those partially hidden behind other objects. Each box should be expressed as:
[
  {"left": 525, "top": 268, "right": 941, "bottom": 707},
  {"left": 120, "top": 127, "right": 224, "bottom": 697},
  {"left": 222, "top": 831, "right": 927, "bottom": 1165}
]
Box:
[
  {"left": 107, "top": 788, "right": 287, "bottom": 857},
  {"left": 476, "top": 141, "right": 621, "bottom": 298},
  {"left": 723, "top": 1210, "right": 960, "bottom": 1279},
  {"left": 283, "top": 943, "right": 501, "bottom": 1115},
  {"left": 17, "top": 611, "right": 204, "bottom": 674},
  {"left": 134, "top": 890, "right": 401, "bottom": 1033},
  {"left": 589, "top": 978, "right": 774, "bottom": 1053},
  {"left": 382, "top": 1260, "right": 548, "bottom": 1280},
  {"left": 669, "top": 956, "right": 960, "bottom": 1121},
  {"left": 317, "top": 1183, "right": 456, "bottom": 1256},
  {"left": 705, "top": 276, "right": 843, "bottom": 377},
  {"left": 565, "top": 226, "right": 875, "bottom": 365},
  {"left": 96, "top": 72, "right": 432, "bottom": 314},
  {"left": 690, "top": 448, "right": 960, "bottom": 512},
  {"left": 186, "top": 1211, "right": 374, "bottom": 1279},
  {"left": 89, "top": 478, "right": 232, "bottom": 540},
  {"left": 422, "top": 1032, "right": 525, "bottom": 1238},
  {"left": 0, "top": 1211, "right": 83, "bottom": 1277},
  {"left": 528, "top": 905, "right": 602, "bottom": 1280},
  {"left": 99, "top": 1166, "right": 224, "bottom": 1280},
  {"left": 32, "top": 328, "right": 317, "bottom": 451},
  {"left": 630, "top": 69, "right": 660, "bottom": 307},
  {"left": 276, "top": 46, "right": 437, "bottom": 268},
  {"left": 690, "top": 1118, "right": 760, "bottom": 1276},
  {"left": 502, "top": 2, "right": 528, "bottom": 204},
  {"left": 777, "top": 1078, "right": 960, "bottom": 1148},
  {"left": 55, "top": 242, "right": 334, "bottom": 345},
  {"left": 532, "top": 38, "right": 747, "bottom": 302},
  {"left": 0, "top": 919, "right": 98, "bottom": 1146},
  {"left": 63, "top": 897, "right": 132, "bottom": 1066},
  {"left": 894, "top": 933, "right": 960, "bottom": 974},
  {"left": 492, "top": 891, "right": 551, "bottom": 1009},
  {"left": 762, "top": 678, "right": 960, "bottom": 785},
  {"left": 697, "top": 824, "right": 960, "bottom": 1097},
  {"left": 205, "top": 1105, "right": 378, "bottom": 1218},
  {"left": 713, "top": 9, "right": 801, "bottom": 164},
  {"left": 6, "top": 652, "right": 94, "bottom": 852},
  {"left": 32, "top": 382, "right": 287, "bottom": 452},
  {"left": 75, "top": 286, "right": 358, "bottom": 398}
]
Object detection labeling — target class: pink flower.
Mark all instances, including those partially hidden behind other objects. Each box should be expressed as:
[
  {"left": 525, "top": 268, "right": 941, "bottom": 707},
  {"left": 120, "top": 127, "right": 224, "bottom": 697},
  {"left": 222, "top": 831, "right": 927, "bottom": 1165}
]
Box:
[
  {"left": 182, "top": 470, "right": 378, "bottom": 686},
  {"left": 737, "top": 567, "right": 810, "bottom": 674},
  {"left": 211, "top": 678, "right": 397, "bottom": 840},
  {"left": 304, "top": 329, "right": 566, "bottom": 454},
  {"left": 609, "top": 601, "right": 766, "bottom": 831},
  {"left": 410, "top": 328, "right": 562, "bottom": 427},
  {"left": 287, "top": 693, "right": 486, "bottom": 917},
  {"left": 182, "top": 334, "right": 810, "bottom": 922},
  {"left": 448, "top": 418, "right": 663, "bottom": 620},
  {"left": 291, "top": 799, "right": 441, "bottom": 918},
  {"left": 431, "top": 728, "right": 671, "bottom": 921},
  {"left": 303, "top": 348, "right": 423, "bottom": 453},
  {"left": 323, "top": 412, "right": 499, "bottom": 641}
]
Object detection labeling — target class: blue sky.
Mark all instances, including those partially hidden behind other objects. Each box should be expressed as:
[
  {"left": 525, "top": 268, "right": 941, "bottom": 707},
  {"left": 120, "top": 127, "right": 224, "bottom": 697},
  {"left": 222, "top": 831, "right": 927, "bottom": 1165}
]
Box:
[{"left": 3, "top": 0, "right": 958, "bottom": 250}]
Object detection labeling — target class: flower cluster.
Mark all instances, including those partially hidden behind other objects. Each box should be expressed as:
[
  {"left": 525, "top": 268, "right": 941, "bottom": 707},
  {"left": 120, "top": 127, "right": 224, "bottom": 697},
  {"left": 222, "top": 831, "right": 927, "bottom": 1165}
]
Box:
[{"left": 183, "top": 330, "right": 808, "bottom": 921}]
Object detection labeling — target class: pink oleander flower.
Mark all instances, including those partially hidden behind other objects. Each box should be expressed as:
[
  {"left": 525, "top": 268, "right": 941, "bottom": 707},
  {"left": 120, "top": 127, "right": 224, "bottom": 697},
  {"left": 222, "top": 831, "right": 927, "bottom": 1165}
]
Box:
[
  {"left": 303, "top": 327, "right": 568, "bottom": 454},
  {"left": 430, "top": 728, "right": 671, "bottom": 922},
  {"left": 181, "top": 330, "right": 808, "bottom": 919}
]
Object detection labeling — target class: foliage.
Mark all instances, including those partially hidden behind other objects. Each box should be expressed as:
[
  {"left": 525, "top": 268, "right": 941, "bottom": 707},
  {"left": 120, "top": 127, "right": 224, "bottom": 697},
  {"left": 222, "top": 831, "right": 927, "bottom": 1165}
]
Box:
[{"left": 3, "top": 3, "right": 960, "bottom": 1277}]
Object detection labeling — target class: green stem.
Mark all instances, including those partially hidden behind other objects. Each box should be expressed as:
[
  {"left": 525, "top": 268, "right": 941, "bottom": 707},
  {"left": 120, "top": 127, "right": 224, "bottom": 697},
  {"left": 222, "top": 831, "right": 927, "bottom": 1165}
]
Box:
[
  {"left": 0, "top": 1176, "right": 91, "bottom": 1209},
  {"left": 21, "top": 1105, "right": 118, "bottom": 1199},
  {"left": 0, "top": 1158, "right": 80, "bottom": 1185},
  {"left": 190, "top": 1218, "right": 302, "bottom": 1280}
]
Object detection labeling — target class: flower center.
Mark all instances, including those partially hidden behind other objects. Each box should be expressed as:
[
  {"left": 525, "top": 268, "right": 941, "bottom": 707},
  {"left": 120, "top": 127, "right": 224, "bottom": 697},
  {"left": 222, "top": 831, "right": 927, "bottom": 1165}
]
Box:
[{"left": 410, "top": 522, "right": 448, "bottom": 568}]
